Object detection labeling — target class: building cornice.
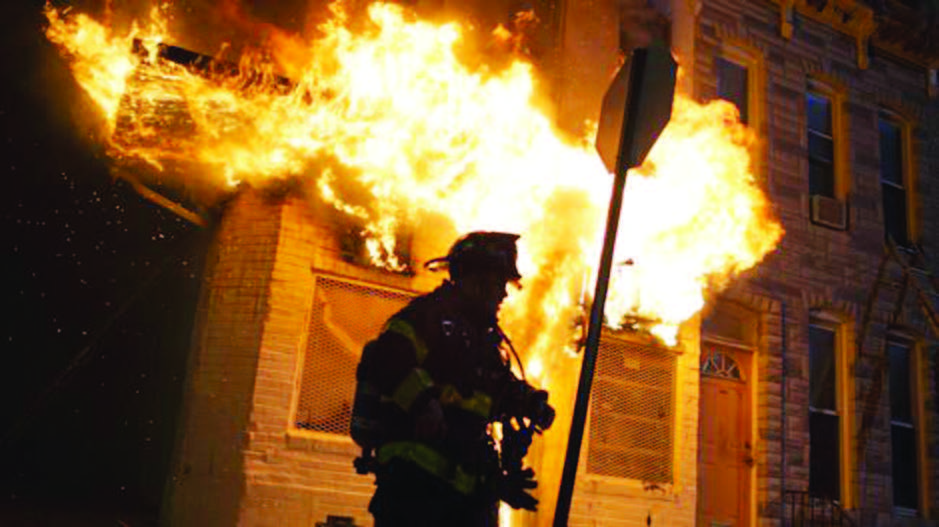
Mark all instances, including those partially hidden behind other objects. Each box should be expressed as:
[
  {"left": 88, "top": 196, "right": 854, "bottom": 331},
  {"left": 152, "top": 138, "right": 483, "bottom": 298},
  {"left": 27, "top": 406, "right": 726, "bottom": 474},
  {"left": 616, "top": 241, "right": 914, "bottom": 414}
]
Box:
[
  {"left": 871, "top": 1, "right": 939, "bottom": 69},
  {"left": 765, "top": 0, "right": 939, "bottom": 72},
  {"left": 767, "top": 0, "right": 876, "bottom": 68}
]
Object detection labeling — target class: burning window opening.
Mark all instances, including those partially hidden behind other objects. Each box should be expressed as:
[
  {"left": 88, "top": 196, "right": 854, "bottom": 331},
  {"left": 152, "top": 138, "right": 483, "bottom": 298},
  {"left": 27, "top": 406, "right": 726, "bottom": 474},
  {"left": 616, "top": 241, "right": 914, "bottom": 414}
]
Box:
[
  {"left": 296, "top": 275, "right": 416, "bottom": 434},
  {"left": 130, "top": 39, "right": 295, "bottom": 94},
  {"left": 336, "top": 218, "right": 415, "bottom": 275}
]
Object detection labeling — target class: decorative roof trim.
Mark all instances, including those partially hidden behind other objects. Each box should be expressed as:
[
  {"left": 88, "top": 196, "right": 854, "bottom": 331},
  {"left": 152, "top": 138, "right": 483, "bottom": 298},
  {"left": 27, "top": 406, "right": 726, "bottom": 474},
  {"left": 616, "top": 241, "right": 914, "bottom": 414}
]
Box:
[
  {"left": 767, "top": 0, "right": 876, "bottom": 69},
  {"left": 871, "top": 37, "right": 939, "bottom": 70}
]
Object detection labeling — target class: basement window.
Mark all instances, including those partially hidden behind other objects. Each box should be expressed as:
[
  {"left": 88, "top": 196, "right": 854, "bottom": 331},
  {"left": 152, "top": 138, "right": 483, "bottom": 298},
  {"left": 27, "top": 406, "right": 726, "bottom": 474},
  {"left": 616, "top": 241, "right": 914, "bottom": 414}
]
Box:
[
  {"left": 587, "top": 336, "right": 676, "bottom": 484},
  {"left": 294, "top": 275, "right": 415, "bottom": 435}
]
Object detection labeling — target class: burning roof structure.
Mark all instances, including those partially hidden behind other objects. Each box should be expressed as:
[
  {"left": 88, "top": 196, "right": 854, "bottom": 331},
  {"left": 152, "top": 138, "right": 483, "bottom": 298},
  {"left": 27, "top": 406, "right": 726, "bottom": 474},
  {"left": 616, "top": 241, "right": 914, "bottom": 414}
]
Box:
[{"left": 43, "top": 0, "right": 783, "bottom": 345}]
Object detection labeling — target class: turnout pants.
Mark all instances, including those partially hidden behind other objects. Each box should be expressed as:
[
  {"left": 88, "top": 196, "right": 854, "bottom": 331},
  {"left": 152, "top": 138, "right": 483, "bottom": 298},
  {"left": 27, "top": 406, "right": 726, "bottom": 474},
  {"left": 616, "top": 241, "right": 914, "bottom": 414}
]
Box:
[{"left": 369, "top": 460, "right": 498, "bottom": 527}]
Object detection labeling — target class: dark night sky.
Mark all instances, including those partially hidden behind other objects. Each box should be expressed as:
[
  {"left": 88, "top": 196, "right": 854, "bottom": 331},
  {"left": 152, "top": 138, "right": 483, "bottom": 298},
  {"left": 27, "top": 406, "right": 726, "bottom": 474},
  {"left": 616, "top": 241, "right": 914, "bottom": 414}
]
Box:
[{"left": 1, "top": 1, "right": 210, "bottom": 523}]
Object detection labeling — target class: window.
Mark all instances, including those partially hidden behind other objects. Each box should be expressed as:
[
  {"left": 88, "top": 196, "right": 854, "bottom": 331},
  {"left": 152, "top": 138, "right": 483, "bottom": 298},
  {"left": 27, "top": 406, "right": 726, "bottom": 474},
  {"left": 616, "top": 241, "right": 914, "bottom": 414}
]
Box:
[
  {"left": 294, "top": 276, "right": 414, "bottom": 434},
  {"left": 807, "top": 93, "right": 836, "bottom": 198},
  {"left": 717, "top": 57, "right": 749, "bottom": 124},
  {"left": 588, "top": 337, "right": 676, "bottom": 483},
  {"left": 888, "top": 341, "right": 919, "bottom": 512},
  {"left": 879, "top": 114, "right": 911, "bottom": 246},
  {"left": 809, "top": 324, "right": 841, "bottom": 500}
]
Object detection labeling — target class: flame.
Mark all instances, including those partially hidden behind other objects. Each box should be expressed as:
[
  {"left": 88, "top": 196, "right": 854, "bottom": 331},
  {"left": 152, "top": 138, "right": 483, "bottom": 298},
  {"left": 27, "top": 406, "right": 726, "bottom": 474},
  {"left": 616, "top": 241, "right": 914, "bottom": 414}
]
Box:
[
  {"left": 45, "top": 2, "right": 782, "bottom": 519},
  {"left": 43, "top": 3, "right": 167, "bottom": 131},
  {"left": 43, "top": 0, "right": 783, "bottom": 359}
]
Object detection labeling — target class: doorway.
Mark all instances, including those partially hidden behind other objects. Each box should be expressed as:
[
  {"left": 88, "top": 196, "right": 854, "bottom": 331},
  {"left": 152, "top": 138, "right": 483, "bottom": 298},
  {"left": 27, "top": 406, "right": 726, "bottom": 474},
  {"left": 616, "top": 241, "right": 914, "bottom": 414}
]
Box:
[{"left": 697, "top": 343, "right": 752, "bottom": 527}]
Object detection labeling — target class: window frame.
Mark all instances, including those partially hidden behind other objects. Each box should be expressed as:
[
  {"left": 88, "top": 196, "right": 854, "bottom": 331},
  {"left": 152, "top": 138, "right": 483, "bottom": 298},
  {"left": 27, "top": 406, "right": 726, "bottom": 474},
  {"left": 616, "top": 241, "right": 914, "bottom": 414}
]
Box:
[
  {"left": 885, "top": 335, "right": 930, "bottom": 517},
  {"left": 585, "top": 333, "right": 679, "bottom": 489},
  {"left": 714, "top": 40, "right": 766, "bottom": 176},
  {"left": 716, "top": 57, "right": 750, "bottom": 125},
  {"left": 805, "top": 78, "right": 849, "bottom": 200},
  {"left": 806, "top": 315, "right": 856, "bottom": 507},
  {"left": 289, "top": 273, "right": 419, "bottom": 442},
  {"left": 878, "top": 109, "right": 916, "bottom": 248}
]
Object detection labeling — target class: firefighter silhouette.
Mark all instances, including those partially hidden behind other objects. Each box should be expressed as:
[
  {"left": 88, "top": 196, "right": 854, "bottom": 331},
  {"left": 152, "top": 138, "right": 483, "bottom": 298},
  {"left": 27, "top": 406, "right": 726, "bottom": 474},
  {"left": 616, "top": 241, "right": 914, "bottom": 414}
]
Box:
[{"left": 351, "top": 231, "right": 555, "bottom": 527}]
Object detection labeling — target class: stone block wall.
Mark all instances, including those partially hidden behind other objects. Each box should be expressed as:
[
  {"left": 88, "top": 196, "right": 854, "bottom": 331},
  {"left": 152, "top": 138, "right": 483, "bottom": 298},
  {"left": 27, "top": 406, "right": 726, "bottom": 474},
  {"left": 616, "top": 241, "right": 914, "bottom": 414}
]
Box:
[
  {"left": 694, "top": 0, "right": 939, "bottom": 524},
  {"left": 162, "top": 189, "right": 284, "bottom": 527}
]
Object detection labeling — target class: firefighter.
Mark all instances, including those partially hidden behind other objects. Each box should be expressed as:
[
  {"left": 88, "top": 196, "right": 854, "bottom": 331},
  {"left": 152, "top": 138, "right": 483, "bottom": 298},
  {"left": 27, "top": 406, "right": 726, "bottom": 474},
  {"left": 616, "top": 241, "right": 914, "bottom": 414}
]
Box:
[{"left": 351, "top": 231, "right": 555, "bottom": 527}]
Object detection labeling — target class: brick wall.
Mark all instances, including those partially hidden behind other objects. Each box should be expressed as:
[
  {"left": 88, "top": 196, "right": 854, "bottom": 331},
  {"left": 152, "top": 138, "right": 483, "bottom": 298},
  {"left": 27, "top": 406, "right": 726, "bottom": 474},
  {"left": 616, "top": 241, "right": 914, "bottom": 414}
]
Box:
[
  {"left": 162, "top": 190, "right": 444, "bottom": 527},
  {"left": 239, "top": 195, "right": 440, "bottom": 527},
  {"left": 162, "top": 189, "right": 283, "bottom": 527},
  {"left": 694, "top": 0, "right": 939, "bottom": 524}
]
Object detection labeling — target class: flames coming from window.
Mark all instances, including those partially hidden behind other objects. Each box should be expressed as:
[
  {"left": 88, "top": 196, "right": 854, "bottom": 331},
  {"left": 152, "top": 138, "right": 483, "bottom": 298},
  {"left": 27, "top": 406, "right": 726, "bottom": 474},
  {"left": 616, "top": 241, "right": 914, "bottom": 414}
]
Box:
[{"left": 44, "top": 1, "right": 782, "bottom": 348}]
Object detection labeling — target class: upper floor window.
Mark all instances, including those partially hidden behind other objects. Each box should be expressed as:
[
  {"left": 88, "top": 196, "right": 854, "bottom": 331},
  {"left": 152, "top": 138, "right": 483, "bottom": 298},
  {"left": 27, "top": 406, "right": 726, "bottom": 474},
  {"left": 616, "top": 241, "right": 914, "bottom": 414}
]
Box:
[
  {"left": 879, "top": 114, "right": 911, "bottom": 247},
  {"left": 807, "top": 93, "right": 836, "bottom": 198},
  {"left": 888, "top": 340, "right": 920, "bottom": 513},
  {"left": 717, "top": 57, "right": 749, "bottom": 124}
]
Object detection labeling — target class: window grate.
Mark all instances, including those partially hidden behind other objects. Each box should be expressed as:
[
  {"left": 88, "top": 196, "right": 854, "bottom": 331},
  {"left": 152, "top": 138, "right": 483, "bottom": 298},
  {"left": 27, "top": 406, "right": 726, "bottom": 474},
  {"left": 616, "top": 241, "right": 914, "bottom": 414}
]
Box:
[
  {"left": 294, "top": 275, "right": 415, "bottom": 434},
  {"left": 587, "top": 337, "right": 676, "bottom": 483}
]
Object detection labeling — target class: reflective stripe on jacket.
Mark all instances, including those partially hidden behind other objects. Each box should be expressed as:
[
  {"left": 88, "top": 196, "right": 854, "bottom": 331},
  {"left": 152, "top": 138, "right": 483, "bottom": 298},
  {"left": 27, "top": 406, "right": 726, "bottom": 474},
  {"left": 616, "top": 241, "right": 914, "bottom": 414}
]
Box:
[{"left": 377, "top": 441, "right": 481, "bottom": 495}]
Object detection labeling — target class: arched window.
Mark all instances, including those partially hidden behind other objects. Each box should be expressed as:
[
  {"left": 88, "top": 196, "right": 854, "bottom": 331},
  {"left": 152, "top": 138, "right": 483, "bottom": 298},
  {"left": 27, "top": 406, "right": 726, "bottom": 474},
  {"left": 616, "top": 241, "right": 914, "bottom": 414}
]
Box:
[{"left": 701, "top": 350, "right": 743, "bottom": 380}]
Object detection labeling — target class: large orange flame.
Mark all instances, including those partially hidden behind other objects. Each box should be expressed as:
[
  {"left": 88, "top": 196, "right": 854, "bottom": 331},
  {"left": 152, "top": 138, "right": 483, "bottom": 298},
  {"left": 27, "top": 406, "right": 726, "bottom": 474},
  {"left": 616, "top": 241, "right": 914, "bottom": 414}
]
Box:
[
  {"left": 44, "top": 1, "right": 782, "bottom": 346},
  {"left": 45, "top": 4, "right": 782, "bottom": 520}
]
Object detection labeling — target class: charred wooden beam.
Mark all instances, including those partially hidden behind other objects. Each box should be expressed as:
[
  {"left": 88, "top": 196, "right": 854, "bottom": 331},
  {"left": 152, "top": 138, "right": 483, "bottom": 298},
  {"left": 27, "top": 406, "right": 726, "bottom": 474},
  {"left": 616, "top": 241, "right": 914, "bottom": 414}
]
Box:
[
  {"left": 131, "top": 39, "right": 295, "bottom": 93},
  {"left": 122, "top": 173, "right": 209, "bottom": 227}
]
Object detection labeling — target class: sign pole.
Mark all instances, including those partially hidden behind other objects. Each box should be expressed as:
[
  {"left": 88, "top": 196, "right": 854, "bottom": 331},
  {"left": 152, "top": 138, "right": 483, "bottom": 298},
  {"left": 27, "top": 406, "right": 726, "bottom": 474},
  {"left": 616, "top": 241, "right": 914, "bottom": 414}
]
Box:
[
  {"left": 552, "top": 42, "right": 676, "bottom": 526},
  {"left": 551, "top": 151, "right": 632, "bottom": 527}
]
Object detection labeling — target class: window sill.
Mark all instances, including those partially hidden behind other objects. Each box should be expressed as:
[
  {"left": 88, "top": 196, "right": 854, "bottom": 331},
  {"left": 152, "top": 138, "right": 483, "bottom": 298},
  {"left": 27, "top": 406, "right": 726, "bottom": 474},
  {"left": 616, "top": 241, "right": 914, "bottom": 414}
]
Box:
[
  {"left": 893, "top": 506, "right": 919, "bottom": 519},
  {"left": 284, "top": 428, "right": 357, "bottom": 454},
  {"left": 579, "top": 474, "right": 676, "bottom": 500}
]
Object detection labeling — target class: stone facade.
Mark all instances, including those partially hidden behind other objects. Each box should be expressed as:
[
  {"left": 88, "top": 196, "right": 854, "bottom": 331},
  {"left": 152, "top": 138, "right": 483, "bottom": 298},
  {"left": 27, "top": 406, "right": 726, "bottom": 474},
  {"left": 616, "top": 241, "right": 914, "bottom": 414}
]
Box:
[{"left": 692, "top": 0, "right": 939, "bottom": 525}]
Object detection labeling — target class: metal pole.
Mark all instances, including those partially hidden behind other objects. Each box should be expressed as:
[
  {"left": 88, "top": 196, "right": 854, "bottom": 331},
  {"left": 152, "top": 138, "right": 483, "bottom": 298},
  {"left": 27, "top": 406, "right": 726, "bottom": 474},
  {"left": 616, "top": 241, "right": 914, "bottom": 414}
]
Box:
[
  {"left": 552, "top": 163, "right": 633, "bottom": 526},
  {"left": 553, "top": 44, "right": 670, "bottom": 525}
]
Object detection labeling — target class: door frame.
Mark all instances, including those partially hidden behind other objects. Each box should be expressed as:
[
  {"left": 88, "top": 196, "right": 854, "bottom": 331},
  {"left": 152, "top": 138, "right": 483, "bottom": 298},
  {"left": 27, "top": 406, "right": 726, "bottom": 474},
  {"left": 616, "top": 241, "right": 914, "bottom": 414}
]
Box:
[{"left": 697, "top": 335, "right": 758, "bottom": 527}]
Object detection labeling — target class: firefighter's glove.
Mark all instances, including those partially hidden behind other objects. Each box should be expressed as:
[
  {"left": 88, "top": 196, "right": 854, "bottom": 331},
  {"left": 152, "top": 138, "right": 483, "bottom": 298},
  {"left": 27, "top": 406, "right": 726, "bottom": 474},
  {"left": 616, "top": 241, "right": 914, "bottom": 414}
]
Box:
[
  {"left": 529, "top": 390, "right": 555, "bottom": 433},
  {"left": 497, "top": 467, "right": 539, "bottom": 511},
  {"left": 413, "top": 398, "right": 447, "bottom": 441},
  {"left": 500, "top": 418, "right": 533, "bottom": 473}
]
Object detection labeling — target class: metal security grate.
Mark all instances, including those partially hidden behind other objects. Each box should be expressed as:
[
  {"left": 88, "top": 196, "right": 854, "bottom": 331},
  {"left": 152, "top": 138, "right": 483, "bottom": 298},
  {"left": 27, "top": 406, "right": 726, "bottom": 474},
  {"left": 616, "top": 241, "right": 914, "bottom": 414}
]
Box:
[
  {"left": 295, "top": 275, "right": 415, "bottom": 434},
  {"left": 587, "top": 337, "right": 676, "bottom": 483}
]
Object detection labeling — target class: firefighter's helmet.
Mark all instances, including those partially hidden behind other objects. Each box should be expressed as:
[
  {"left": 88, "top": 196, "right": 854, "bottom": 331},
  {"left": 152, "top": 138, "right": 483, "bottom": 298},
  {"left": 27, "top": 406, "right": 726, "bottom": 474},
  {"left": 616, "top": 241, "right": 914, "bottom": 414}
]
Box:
[{"left": 425, "top": 231, "right": 522, "bottom": 282}]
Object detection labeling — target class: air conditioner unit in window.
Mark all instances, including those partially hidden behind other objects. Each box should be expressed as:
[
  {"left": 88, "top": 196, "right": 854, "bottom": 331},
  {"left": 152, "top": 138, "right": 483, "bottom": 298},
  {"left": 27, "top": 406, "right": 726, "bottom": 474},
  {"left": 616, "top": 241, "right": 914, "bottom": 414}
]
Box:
[{"left": 811, "top": 194, "right": 848, "bottom": 230}]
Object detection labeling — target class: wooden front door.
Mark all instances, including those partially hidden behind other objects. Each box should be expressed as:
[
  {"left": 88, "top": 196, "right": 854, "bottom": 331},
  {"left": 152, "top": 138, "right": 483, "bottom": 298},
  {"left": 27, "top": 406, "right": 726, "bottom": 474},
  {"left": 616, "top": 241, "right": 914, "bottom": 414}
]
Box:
[{"left": 697, "top": 344, "right": 752, "bottom": 527}]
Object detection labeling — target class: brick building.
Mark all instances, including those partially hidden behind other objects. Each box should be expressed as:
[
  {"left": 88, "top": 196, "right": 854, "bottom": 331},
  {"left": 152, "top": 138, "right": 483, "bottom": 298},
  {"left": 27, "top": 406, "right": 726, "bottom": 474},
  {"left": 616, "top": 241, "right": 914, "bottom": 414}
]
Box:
[{"left": 158, "top": 0, "right": 939, "bottom": 526}]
